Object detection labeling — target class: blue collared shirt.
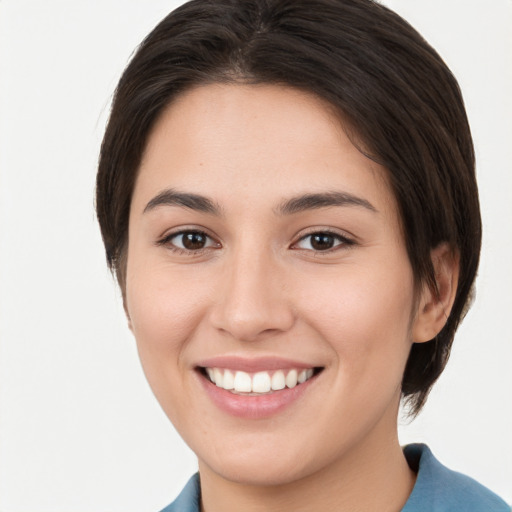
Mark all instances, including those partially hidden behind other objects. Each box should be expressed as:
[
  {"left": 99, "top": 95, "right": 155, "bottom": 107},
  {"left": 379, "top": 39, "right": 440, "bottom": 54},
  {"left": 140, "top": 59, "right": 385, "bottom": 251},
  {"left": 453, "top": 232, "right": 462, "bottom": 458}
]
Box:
[{"left": 160, "top": 444, "right": 510, "bottom": 511}]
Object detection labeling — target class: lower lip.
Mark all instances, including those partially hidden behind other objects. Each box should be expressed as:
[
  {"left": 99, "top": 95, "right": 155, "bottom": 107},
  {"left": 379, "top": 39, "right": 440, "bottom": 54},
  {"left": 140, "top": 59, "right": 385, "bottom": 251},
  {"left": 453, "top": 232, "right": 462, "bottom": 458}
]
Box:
[{"left": 197, "top": 371, "right": 318, "bottom": 419}]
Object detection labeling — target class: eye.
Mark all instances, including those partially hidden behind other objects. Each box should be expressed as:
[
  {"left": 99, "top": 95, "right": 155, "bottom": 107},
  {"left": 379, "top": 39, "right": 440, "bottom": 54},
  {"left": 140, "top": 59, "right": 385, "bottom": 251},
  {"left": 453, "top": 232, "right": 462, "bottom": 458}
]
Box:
[
  {"left": 159, "top": 230, "right": 219, "bottom": 252},
  {"left": 294, "top": 231, "right": 353, "bottom": 251}
]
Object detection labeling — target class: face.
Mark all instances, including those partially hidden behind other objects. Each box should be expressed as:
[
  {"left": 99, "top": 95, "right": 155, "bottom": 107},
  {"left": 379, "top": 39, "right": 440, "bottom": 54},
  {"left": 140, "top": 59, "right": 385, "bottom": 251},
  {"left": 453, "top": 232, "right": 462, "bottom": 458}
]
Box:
[{"left": 126, "top": 84, "right": 420, "bottom": 486}]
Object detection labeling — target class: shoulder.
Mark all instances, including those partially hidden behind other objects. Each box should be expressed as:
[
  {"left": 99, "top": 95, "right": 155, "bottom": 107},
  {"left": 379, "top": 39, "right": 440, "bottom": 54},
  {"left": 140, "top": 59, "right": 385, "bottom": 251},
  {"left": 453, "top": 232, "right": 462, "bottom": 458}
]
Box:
[
  {"left": 159, "top": 473, "right": 201, "bottom": 512},
  {"left": 402, "top": 443, "right": 510, "bottom": 512}
]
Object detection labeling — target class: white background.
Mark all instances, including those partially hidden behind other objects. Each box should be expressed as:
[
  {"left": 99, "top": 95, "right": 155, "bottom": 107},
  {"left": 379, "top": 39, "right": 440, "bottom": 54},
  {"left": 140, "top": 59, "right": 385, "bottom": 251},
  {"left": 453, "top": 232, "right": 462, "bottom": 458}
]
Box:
[{"left": 0, "top": 1, "right": 510, "bottom": 510}]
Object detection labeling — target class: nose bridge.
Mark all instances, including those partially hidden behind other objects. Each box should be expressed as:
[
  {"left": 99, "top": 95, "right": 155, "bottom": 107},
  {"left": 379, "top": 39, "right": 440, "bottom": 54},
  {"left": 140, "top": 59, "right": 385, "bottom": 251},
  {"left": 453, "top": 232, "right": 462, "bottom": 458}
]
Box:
[{"left": 210, "top": 238, "right": 294, "bottom": 341}]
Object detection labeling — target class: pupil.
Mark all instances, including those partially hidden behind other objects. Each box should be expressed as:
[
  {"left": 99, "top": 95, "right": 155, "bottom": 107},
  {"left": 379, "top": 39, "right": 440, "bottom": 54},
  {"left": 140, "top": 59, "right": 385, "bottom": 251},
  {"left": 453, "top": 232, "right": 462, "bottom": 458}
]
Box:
[
  {"left": 311, "top": 233, "right": 334, "bottom": 250},
  {"left": 182, "top": 232, "right": 206, "bottom": 250}
]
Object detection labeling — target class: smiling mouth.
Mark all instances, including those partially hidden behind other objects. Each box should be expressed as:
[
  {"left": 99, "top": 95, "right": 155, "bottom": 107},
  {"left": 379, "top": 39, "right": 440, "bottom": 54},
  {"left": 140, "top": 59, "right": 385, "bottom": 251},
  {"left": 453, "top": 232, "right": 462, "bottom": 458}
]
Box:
[{"left": 199, "top": 367, "right": 323, "bottom": 395}]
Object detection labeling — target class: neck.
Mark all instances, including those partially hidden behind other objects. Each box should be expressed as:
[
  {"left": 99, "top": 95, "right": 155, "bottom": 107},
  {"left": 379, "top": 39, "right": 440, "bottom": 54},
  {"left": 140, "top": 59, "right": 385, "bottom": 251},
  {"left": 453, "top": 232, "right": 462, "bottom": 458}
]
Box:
[{"left": 198, "top": 411, "right": 416, "bottom": 512}]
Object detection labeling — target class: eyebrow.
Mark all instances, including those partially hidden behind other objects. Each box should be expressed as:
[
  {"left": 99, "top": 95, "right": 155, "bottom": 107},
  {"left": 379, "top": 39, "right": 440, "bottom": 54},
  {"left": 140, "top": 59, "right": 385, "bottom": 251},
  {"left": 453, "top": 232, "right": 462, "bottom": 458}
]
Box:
[
  {"left": 143, "top": 189, "right": 221, "bottom": 215},
  {"left": 143, "top": 189, "right": 376, "bottom": 216},
  {"left": 276, "top": 191, "right": 377, "bottom": 215}
]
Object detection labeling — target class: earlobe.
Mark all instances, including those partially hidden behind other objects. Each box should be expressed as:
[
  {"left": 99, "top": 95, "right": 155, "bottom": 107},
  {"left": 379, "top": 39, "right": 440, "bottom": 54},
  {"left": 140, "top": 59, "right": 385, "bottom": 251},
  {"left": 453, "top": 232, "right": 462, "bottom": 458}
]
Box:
[{"left": 412, "top": 243, "right": 460, "bottom": 343}]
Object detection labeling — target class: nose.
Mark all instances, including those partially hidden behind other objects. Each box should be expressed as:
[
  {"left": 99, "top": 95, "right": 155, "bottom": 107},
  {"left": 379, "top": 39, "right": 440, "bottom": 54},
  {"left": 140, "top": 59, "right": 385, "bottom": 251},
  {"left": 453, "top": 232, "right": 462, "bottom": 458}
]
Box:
[{"left": 209, "top": 247, "right": 295, "bottom": 342}]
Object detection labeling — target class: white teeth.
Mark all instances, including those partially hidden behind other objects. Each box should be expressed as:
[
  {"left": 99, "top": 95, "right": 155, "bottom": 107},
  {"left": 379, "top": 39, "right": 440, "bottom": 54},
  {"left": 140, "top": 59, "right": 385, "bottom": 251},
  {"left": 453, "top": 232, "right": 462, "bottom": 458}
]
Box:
[
  {"left": 222, "top": 369, "right": 234, "bottom": 390},
  {"left": 252, "top": 371, "right": 271, "bottom": 393},
  {"left": 271, "top": 370, "right": 286, "bottom": 390},
  {"left": 234, "top": 371, "right": 252, "bottom": 392},
  {"left": 214, "top": 368, "right": 224, "bottom": 388},
  {"left": 206, "top": 367, "right": 316, "bottom": 393},
  {"left": 286, "top": 369, "right": 298, "bottom": 388}
]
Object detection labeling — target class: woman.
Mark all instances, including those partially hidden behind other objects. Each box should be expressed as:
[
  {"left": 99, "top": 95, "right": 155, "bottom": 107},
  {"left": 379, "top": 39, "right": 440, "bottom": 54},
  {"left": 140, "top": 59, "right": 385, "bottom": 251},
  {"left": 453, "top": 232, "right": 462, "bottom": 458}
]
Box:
[{"left": 96, "top": 0, "right": 509, "bottom": 510}]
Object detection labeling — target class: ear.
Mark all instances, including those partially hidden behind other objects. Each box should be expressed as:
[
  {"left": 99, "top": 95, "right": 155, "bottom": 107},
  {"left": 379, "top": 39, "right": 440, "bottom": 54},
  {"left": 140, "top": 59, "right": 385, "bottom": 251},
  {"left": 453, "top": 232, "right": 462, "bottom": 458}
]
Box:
[{"left": 412, "top": 243, "right": 460, "bottom": 343}]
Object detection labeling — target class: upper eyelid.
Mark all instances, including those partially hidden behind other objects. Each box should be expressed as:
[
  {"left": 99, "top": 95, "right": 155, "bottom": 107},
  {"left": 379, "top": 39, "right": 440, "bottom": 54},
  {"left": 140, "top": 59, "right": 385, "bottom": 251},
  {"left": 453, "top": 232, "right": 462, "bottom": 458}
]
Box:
[
  {"left": 294, "top": 227, "right": 355, "bottom": 242},
  {"left": 157, "top": 226, "right": 218, "bottom": 242},
  {"left": 156, "top": 226, "right": 356, "bottom": 249},
  {"left": 290, "top": 229, "right": 357, "bottom": 252},
  {"left": 157, "top": 229, "right": 220, "bottom": 255}
]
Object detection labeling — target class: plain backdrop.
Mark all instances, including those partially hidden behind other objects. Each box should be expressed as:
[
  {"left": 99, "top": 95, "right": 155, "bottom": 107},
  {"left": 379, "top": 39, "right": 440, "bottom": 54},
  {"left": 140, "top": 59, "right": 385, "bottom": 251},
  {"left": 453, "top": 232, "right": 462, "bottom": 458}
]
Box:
[{"left": 0, "top": 1, "right": 511, "bottom": 510}]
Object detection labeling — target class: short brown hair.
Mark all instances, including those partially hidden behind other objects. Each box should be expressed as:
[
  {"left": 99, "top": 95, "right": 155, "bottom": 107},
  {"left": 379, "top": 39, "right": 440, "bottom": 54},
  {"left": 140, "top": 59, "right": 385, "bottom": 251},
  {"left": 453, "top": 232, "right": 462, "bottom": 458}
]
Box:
[{"left": 96, "top": 0, "right": 481, "bottom": 415}]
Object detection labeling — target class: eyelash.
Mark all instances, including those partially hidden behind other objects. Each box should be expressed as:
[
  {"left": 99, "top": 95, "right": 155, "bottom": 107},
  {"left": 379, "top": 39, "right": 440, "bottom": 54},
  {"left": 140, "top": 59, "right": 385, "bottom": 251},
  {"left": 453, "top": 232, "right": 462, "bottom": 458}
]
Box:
[
  {"left": 156, "top": 229, "right": 218, "bottom": 256},
  {"left": 292, "top": 229, "right": 355, "bottom": 253},
  {"left": 157, "top": 229, "right": 356, "bottom": 257}
]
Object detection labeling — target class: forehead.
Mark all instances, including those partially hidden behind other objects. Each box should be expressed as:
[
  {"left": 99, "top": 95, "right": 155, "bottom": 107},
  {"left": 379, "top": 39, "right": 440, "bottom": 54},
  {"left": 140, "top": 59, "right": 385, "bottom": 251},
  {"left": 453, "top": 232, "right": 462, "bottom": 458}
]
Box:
[{"left": 133, "top": 83, "right": 396, "bottom": 218}]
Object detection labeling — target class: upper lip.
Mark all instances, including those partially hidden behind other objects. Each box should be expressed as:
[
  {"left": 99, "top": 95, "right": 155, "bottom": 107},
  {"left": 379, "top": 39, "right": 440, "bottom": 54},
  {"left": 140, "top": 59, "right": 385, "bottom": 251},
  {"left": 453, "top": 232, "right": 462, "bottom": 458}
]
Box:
[{"left": 196, "top": 356, "right": 320, "bottom": 373}]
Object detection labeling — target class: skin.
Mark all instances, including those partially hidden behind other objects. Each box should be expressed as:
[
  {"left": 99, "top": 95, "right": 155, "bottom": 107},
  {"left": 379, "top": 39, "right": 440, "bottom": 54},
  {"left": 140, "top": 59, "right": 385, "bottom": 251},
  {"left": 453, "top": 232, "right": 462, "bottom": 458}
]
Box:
[{"left": 125, "top": 84, "right": 458, "bottom": 511}]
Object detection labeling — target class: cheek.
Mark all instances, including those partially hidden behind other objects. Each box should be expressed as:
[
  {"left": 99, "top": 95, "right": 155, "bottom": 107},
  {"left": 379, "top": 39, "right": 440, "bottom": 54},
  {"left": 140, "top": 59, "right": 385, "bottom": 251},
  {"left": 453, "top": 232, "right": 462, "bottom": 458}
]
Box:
[
  {"left": 126, "top": 256, "right": 209, "bottom": 348},
  {"left": 287, "top": 265, "right": 416, "bottom": 452},
  {"left": 124, "top": 259, "right": 211, "bottom": 404},
  {"left": 296, "top": 262, "right": 415, "bottom": 379}
]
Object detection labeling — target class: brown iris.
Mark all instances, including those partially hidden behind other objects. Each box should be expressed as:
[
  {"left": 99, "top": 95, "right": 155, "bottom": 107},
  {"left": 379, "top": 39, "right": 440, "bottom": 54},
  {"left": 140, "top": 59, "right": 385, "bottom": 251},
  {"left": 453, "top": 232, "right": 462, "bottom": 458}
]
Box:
[
  {"left": 310, "top": 233, "right": 336, "bottom": 250},
  {"left": 181, "top": 232, "right": 208, "bottom": 250}
]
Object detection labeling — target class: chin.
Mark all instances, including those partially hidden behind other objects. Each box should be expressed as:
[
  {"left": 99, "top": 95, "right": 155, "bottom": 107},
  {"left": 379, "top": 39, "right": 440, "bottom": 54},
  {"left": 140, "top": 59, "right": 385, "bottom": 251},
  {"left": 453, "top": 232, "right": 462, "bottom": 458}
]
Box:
[
  {"left": 193, "top": 428, "right": 336, "bottom": 488},
  {"left": 201, "top": 453, "right": 313, "bottom": 487}
]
